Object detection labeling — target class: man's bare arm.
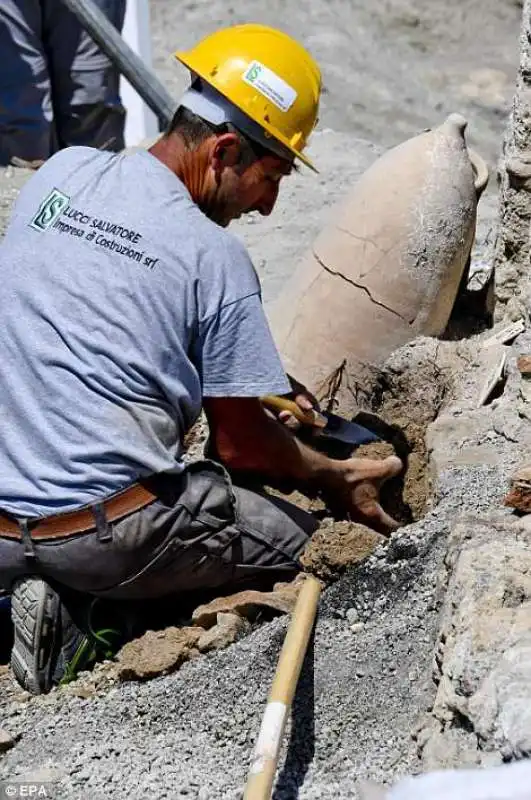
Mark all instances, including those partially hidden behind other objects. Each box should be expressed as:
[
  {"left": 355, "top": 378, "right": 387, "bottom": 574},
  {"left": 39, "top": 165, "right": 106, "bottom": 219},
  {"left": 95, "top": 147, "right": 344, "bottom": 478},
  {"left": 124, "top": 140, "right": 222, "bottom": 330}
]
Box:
[{"left": 202, "top": 397, "right": 403, "bottom": 533}]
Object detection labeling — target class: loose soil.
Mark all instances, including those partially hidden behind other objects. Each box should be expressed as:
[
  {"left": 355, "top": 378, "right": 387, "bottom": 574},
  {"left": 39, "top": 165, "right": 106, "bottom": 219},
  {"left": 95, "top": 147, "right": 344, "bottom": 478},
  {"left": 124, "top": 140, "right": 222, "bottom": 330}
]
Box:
[
  {"left": 300, "top": 520, "right": 385, "bottom": 582},
  {"left": 356, "top": 350, "right": 450, "bottom": 525}
]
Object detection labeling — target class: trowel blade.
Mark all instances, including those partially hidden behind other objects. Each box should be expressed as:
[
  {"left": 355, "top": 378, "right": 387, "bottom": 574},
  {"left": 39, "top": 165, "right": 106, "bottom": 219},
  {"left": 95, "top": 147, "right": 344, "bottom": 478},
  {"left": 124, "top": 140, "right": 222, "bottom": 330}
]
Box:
[{"left": 319, "top": 412, "right": 381, "bottom": 446}]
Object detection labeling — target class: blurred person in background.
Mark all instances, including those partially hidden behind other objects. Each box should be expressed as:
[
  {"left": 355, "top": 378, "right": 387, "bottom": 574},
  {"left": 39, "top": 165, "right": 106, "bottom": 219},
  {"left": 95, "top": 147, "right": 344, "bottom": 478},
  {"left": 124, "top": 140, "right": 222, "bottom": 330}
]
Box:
[{"left": 0, "top": 0, "right": 126, "bottom": 167}]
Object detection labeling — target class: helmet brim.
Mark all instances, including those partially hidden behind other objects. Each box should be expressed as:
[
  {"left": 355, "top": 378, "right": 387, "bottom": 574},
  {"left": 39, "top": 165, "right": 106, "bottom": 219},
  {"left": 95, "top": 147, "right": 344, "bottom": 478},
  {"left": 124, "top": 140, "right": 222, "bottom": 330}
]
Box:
[{"left": 175, "top": 53, "right": 318, "bottom": 173}]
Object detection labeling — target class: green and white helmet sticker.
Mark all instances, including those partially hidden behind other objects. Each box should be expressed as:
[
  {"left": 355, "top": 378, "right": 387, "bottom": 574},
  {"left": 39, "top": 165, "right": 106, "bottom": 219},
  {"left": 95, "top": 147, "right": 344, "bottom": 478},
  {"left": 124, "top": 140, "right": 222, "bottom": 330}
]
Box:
[{"left": 243, "top": 61, "right": 297, "bottom": 112}]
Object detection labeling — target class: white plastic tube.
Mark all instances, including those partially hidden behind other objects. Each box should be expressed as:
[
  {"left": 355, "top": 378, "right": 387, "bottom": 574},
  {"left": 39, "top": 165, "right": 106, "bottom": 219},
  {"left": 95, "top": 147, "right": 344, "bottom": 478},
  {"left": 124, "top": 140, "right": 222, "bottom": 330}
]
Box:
[{"left": 121, "top": 0, "right": 158, "bottom": 146}]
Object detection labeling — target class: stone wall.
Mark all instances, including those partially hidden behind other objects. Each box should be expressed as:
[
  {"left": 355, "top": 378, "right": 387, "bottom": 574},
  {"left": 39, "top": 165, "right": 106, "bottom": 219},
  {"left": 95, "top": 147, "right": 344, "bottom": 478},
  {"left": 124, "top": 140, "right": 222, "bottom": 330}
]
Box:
[{"left": 494, "top": 0, "right": 531, "bottom": 322}]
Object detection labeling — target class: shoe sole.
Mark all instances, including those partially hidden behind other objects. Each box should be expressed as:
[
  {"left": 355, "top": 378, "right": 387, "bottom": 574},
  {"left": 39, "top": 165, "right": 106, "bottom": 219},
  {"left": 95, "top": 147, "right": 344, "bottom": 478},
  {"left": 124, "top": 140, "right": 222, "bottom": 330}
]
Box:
[{"left": 10, "top": 577, "right": 60, "bottom": 694}]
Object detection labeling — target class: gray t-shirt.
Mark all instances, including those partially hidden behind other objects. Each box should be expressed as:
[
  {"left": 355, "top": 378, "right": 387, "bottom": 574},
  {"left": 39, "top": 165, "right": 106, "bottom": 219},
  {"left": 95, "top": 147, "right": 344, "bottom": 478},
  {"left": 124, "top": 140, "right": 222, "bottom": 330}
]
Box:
[{"left": 0, "top": 146, "right": 290, "bottom": 517}]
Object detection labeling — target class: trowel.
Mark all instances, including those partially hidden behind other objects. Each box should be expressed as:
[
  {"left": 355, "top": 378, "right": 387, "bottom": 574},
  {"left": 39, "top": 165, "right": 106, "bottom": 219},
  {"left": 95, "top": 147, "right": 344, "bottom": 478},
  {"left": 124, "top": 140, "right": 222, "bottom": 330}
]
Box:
[{"left": 261, "top": 394, "right": 380, "bottom": 447}]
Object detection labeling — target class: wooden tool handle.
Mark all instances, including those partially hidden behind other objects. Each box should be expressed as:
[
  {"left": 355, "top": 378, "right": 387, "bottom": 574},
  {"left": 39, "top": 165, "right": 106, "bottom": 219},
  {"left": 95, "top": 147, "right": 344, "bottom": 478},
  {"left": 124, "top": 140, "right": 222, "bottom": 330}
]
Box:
[
  {"left": 261, "top": 395, "right": 328, "bottom": 429},
  {"left": 243, "top": 576, "right": 322, "bottom": 799}
]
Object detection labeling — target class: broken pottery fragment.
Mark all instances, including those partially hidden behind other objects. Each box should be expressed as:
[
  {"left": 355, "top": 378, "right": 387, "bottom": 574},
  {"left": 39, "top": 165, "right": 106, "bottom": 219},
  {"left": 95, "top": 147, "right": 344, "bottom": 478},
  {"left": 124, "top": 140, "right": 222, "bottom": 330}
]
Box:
[
  {"left": 517, "top": 354, "right": 531, "bottom": 375},
  {"left": 504, "top": 464, "right": 531, "bottom": 512},
  {"left": 191, "top": 578, "right": 304, "bottom": 628},
  {"left": 268, "top": 114, "right": 488, "bottom": 415},
  {"left": 197, "top": 612, "right": 251, "bottom": 653}
]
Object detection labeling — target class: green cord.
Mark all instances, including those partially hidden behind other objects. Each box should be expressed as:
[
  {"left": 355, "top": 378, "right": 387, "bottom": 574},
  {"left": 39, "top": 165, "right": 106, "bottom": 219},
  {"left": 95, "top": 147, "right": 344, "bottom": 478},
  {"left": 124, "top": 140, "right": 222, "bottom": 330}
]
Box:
[{"left": 59, "top": 598, "right": 123, "bottom": 685}]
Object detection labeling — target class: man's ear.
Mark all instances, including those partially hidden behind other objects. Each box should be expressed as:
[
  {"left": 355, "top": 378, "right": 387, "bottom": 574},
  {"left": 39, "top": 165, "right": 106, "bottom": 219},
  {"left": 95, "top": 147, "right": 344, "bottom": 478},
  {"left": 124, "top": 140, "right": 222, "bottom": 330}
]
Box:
[{"left": 212, "top": 132, "right": 241, "bottom": 172}]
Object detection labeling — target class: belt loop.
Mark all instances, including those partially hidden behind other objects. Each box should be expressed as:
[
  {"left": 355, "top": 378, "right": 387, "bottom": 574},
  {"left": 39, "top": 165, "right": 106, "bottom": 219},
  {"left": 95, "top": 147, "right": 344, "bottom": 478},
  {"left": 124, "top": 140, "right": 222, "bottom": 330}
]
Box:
[
  {"left": 93, "top": 502, "right": 112, "bottom": 543},
  {"left": 18, "top": 519, "right": 36, "bottom": 559}
]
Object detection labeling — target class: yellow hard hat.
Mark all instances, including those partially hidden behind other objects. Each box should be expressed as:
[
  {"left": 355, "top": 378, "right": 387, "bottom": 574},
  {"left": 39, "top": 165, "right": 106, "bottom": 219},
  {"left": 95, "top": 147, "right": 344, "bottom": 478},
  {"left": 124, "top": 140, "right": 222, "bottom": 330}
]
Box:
[{"left": 174, "top": 24, "right": 321, "bottom": 171}]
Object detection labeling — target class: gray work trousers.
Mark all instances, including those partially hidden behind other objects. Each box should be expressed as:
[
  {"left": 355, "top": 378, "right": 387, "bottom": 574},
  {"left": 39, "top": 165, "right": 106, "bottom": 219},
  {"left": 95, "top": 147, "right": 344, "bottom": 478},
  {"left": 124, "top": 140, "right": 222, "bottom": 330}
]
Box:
[
  {"left": 0, "top": 0, "right": 126, "bottom": 165},
  {"left": 0, "top": 461, "right": 318, "bottom": 600}
]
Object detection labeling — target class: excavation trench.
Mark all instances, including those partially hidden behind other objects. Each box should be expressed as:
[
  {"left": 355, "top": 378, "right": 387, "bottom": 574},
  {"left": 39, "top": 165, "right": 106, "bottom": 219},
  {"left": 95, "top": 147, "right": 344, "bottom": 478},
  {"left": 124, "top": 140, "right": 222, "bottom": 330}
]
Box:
[
  {"left": 357, "top": 353, "right": 448, "bottom": 526},
  {"left": 292, "top": 344, "right": 451, "bottom": 582},
  {"left": 0, "top": 349, "right": 452, "bottom": 679}
]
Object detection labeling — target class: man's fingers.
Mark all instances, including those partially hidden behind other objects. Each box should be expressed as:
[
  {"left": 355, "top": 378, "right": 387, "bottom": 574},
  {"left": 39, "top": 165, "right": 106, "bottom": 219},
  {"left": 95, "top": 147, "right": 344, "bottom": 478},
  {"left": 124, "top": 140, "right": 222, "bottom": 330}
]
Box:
[
  {"left": 278, "top": 410, "right": 301, "bottom": 430},
  {"left": 350, "top": 478, "right": 401, "bottom": 534},
  {"left": 293, "top": 392, "right": 314, "bottom": 411},
  {"left": 344, "top": 455, "right": 404, "bottom": 485},
  {"left": 353, "top": 500, "right": 401, "bottom": 535}
]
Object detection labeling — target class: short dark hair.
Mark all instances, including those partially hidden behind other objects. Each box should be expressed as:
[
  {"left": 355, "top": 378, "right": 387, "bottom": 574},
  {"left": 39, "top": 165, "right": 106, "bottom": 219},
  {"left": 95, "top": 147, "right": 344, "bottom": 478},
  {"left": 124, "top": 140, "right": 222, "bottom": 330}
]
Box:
[{"left": 167, "top": 106, "right": 271, "bottom": 168}]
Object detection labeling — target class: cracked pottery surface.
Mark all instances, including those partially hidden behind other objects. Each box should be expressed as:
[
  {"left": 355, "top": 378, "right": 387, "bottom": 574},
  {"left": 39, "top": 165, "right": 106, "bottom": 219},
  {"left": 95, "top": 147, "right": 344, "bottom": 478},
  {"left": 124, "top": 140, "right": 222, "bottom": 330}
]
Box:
[{"left": 267, "top": 114, "right": 485, "bottom": 415}]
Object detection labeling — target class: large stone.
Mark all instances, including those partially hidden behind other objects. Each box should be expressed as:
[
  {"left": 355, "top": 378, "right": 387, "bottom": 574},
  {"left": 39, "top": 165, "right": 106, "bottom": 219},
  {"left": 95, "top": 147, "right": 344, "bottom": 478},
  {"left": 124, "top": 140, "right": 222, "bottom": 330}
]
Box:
[
  {"left": 420, "top": 518, "right": 531, "bottom": 765},
  {"left": 117, "top": 627, "right": 201, "bottom": 681},
  {"left": 420, "top": 727, "right": 485, "bottom": 771}
]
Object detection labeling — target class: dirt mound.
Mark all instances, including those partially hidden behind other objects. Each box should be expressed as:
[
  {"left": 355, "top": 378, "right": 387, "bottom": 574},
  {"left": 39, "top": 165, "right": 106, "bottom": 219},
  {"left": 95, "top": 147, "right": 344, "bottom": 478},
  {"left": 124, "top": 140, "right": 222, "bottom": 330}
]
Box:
[{"left": 300, "top": 520, "right": 385, "bottom": 582}]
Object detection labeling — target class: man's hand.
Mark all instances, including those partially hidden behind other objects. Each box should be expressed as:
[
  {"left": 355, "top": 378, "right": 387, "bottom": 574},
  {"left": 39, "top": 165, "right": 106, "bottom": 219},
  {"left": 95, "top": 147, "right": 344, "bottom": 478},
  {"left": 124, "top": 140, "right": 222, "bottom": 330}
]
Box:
[
  {"left": 203, "top": 396, "right": 403, "bottom": 534},
  {"left": 325, "top": 454, "right": 403, "bottom": 533},
  {"left": 276, "top": 374, "right": 320, "bottom": 431}
]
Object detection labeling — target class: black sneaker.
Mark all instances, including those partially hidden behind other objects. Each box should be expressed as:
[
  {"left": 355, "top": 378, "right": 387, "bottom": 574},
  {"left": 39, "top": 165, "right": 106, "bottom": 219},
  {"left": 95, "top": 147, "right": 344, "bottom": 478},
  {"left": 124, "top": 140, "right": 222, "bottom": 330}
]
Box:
[
  {"left": 10, "top": 577, "right": 123, "bottom": 694},
  {"left": 11, "top": 576, "right": 76, "bottom": 693}
]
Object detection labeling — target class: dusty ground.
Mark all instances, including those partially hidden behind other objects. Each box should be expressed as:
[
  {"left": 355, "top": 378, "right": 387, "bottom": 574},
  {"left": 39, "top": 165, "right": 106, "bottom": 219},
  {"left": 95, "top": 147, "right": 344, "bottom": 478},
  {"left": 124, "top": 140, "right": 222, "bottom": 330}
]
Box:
[
  {"left": 150, "top": 0, "right": 521, "bottom": 307},
  {"left": 0, "top": 1, "right": 529, "bottom": 798},
  {"left": 151, "top": 0, "right": 521, "bottom": 169}
]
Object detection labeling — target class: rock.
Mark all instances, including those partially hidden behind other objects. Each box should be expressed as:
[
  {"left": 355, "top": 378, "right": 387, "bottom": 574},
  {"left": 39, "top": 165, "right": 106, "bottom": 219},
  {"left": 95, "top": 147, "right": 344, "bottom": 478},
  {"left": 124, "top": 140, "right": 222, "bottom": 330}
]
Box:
[
  {"left": 386, "top": 535, "right": 419, "bottom": 562},
  {"left": 517, "top": 354, "right": 531, "bottom": 375},
  {"left": 346, "top": 607, "right": 359, "bottom": 624},
  {"left": 493, "top": 1, "right": 531, "bottom": 320},
  {"left": 350, "top": 622, "right": 365, "bottom": 634},
  {"left": 182, "top": 413, "right": 209, "bottom": 463},
  {"left": 300, "top": 520, "right": 384, "bottom": 582},
  {"left": 191, "top": 578, "right": 303, "bottom": 628},
  {"left": 422, "top": 518, "right": 531, "bottom": 765},
  {"left": 520, "top": 515, "right": 531, "bottom": 532},
  {"left": 197, "top": 613, "right": 251, "bottom": 653},
  {"left": 117, "top": 627, "right": 201, "bottom": 681},
  {"left": 504, "top": 463, "right": 531, "bottom": 512},
  {"left": 0, "top": 728, "right": 17, "bottom": 752},
  {"left": 421, "top": 728, "right": 482, "bottom": 771}
]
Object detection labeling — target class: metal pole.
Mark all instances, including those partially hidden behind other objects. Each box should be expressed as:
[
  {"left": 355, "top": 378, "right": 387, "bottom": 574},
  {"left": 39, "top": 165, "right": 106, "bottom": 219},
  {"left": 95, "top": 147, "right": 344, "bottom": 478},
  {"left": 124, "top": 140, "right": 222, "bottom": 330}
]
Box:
[
  {"left": 243, "top": 576, "right": 322, "bottom": 800},
  {"left": 59, "top": 0, "right": 176, "bottom": 129}
]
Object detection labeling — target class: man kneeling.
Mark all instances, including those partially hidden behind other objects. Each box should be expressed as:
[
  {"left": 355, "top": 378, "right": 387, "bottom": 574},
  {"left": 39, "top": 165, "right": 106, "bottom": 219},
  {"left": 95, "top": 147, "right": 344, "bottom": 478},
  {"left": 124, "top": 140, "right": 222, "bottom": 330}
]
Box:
[{"left": 0, "top": 25, "right": 401, "bottom": 694}]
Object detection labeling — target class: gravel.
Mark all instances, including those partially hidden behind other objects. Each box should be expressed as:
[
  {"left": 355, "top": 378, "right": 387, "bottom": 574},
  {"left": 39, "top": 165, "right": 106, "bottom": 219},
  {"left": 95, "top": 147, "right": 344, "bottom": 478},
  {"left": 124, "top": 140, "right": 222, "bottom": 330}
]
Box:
[{"left": 0, "top": 450, "right": 521, "bottom": 798}]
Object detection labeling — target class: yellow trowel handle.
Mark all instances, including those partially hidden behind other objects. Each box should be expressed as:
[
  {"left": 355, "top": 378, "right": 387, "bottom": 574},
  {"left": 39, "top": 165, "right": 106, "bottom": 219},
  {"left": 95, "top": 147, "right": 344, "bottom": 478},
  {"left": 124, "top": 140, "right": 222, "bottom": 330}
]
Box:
[{"left": 260, "top": 395, "right": 328, "bottom": 429}]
